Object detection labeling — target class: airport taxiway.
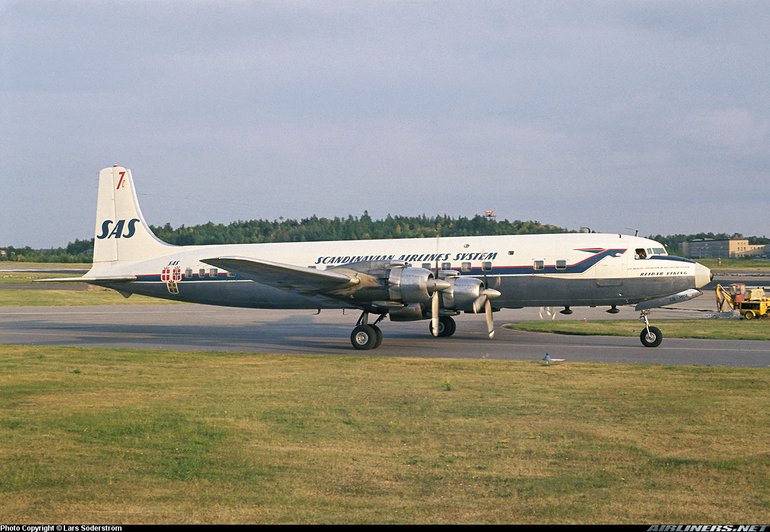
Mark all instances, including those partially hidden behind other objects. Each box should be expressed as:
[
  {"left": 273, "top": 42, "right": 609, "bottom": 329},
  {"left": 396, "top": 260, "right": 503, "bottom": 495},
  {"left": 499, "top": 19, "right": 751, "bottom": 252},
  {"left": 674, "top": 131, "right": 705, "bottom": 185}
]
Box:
[{"left": 1, "top": 303, "right": 768, "bottom": 367}]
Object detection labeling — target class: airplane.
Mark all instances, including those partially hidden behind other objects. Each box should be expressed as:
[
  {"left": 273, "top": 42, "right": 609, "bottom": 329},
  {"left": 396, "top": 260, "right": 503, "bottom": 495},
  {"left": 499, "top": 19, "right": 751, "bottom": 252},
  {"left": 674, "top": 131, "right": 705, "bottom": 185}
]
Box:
[{"left": 41, "top": 165, "right": 713, "bottom": 350}]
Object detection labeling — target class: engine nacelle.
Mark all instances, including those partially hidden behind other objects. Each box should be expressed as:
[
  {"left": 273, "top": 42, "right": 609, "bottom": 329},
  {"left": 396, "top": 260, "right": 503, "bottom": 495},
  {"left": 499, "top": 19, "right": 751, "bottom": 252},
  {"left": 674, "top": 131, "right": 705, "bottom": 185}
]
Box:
[
  {"left": 442, "top": 276, "right": 485, "bottom": 312},
  {"left": 388, "top": 267, "right": 435, "bottom": 304},
  {"left": 388, "top": 303, "right": 425, "bottom": 321}
]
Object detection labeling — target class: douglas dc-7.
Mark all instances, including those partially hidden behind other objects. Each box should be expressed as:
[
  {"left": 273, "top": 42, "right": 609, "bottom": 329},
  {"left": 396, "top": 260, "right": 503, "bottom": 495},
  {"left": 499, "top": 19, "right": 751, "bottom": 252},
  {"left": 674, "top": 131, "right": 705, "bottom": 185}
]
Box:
[{"left": 42, "top": 166, "right": 712, "bottom": 350}]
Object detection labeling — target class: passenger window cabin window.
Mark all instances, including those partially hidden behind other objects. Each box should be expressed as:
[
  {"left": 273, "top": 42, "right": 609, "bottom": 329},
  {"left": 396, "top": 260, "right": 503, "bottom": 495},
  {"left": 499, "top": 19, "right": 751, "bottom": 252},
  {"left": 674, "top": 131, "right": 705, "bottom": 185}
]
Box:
[
  {"left": 209, "top": 268, "right": 218, "bottom": 278},
  {"left": 199, "top": 268, "right": 206, "bottom": 278},
  {"left": 184, "top": 268, "right": 193, "bottom": 279},
  {"left": 422, "top": 262, "right": 432, "bottom": 270},
  {"left": 461, "top": 262, "right": 472, "bottom": 272},
  {"left": 441, "top": 262, "right": 452, "bottom": 270},
  {"left": 534, "top": 260, "right": 544, "bottom": 271},
  {"left": 482, "top": 261, "right": 492, "bottom": 271},
  {"left": 555, "top": 259, "right": 567, "bottom": 270}
]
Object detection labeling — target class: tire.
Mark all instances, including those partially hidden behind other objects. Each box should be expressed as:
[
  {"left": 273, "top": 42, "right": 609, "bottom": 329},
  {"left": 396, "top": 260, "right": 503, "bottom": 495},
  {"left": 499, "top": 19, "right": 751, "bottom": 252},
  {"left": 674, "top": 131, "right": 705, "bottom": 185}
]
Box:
[
  {"left": 640, "top": 326, "right": 663, "bottom": 348},
  {"left": 440, "top": 316, "right": 456, "bottom": 337},
  {"left": 371, "top": 325, "right": 384, "bottom": 349},
  {"left": 351, "top": 325, "right": 378, "bottom": 350},
  {"left": 429, "top": 316, "right": 457, "bottom": 338},
  {"left": 743, "top": 310, "right": 755, "bottom": 320}
]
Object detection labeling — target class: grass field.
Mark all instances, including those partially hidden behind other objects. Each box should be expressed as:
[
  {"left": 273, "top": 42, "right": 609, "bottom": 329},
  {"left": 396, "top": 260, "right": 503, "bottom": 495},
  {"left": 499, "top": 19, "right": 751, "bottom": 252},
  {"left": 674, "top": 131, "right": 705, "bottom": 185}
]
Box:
[
  {"left": 507, "top": 319, "right": 770, "bottom": 341},
  {"left": 0, "top": 345, "right": 768, "bottom": 524}
]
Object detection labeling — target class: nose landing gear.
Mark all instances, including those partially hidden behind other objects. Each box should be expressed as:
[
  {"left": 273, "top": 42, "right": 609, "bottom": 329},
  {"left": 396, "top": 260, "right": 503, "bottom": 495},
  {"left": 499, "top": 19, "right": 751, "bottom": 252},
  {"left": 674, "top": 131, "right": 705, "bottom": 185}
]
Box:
[{"left": 639, "top": 309, "right": 663, "bottom": 347}]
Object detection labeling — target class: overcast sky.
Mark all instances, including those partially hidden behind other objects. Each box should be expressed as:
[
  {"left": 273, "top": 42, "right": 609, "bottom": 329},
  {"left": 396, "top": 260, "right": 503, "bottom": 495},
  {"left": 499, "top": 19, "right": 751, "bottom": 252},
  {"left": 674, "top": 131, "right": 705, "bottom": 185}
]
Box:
[{"left": 2, "top": 0, "right": 769, "bottom": 248}]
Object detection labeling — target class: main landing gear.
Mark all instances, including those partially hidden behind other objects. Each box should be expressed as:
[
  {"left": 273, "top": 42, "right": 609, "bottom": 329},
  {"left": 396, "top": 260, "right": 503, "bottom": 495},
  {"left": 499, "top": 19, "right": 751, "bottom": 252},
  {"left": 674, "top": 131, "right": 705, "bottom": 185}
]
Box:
[
  {"left": 350, "top": 311, "right": 386, "bottom": 350},
  {"left": 639, "top": 309, "right": 663, "bottom": 348},
  {"left": 350, "top": 312, "right": 458, "bottom": 350},
  {"left": 429, "top": 315, "right": 456, "bottom": 338}
]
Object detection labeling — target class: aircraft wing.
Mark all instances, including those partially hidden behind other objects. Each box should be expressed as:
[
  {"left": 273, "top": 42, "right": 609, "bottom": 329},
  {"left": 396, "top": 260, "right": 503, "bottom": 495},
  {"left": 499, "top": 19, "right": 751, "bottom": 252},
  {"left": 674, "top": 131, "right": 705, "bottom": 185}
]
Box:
[{"left": 201, "top": 256, "right": 358, "bottom": 293}]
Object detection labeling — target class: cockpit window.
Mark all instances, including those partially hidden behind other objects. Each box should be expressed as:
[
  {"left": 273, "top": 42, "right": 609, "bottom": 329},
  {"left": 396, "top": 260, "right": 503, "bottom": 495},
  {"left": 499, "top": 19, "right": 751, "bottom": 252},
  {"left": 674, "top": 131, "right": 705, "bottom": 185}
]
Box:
[{"left": 635, "top": 247, "right": 668, "bottom": 259}]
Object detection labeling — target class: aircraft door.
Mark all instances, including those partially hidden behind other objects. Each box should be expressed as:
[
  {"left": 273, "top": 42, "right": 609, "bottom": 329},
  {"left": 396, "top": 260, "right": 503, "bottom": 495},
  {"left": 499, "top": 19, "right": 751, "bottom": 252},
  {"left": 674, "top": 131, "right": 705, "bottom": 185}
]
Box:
[{"left": 594, "top": 253, "right": 623, "bottom": 287}]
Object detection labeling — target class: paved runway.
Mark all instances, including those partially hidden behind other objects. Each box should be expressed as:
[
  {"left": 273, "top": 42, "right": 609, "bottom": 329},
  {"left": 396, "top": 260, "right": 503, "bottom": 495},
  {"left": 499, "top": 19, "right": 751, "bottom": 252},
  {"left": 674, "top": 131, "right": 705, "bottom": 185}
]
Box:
[{"left": 1, "top": 303, "right": 768, "bottom": 367}]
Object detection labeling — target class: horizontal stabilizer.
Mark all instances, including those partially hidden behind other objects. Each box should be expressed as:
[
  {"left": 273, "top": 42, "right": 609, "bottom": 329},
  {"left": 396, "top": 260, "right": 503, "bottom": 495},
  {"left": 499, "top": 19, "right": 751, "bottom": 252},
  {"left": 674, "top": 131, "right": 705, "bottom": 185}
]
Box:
[
  {"left": 201, "top": 257, "right": 356, "bottom": 292},
  {"left": 35, "top": 275, "right": 137, "bottom": 283},
  {"left": 0, "top": 268, "right": 89, "bottom": 275}
]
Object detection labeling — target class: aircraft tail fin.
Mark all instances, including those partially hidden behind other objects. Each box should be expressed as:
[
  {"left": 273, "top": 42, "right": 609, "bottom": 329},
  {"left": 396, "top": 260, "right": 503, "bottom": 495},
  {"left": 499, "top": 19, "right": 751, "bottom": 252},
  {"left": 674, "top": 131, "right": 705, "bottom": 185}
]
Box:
[{"left": 93, "top": 166, "right": 175, "bottom": 264}]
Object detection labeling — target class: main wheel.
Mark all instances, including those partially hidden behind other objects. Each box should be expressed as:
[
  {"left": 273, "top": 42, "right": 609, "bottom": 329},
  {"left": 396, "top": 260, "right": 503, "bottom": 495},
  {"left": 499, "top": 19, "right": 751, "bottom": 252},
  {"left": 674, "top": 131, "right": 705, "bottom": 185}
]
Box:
[
  {"left": 640, "top": 326, "right": 663, "bottom": 348},
  {"left": 743, "top": 310, "right": 756, "bottom": 320},
  {"left": 439, "top": 316, "right": 456, "bottom": 337},
  {"left": 351, "top": 325, "right": 378, "bottom": 350},
  {"left": 371, "top": 325, "right": 384, "bottom": 348},
  {"left": 429, "top": 316, "right": 457, "bottom": 338}
]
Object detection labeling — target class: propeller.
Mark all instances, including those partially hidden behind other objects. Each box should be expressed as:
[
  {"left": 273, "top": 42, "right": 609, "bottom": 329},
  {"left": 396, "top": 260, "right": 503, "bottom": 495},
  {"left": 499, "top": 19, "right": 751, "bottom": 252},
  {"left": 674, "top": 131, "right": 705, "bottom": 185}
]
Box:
[
  {"left": 539, "top": 306, "right": 557, "bottom": 320},
  {"left": 472, "top": 288, "right": 501, "bottom": 339},
  {"left": 428, "top": 278, "right": 451, "bottom": 337},
  {"left": 431, "top": 290, "right": 440, "bottom": 336}
]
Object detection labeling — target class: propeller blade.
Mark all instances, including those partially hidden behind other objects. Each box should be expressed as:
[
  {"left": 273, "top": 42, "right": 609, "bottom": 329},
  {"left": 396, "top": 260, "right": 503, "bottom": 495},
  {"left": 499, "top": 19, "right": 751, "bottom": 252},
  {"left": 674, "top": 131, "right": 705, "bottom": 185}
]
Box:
[
  {"left": 431, "top": 291, "right": 440, "bottom": 336},
  {"left": 472, "top": 294, "right": 486, "bottom": 314},
  {"left": 485, "top": 297, "right": 495, "bottom": 339}
]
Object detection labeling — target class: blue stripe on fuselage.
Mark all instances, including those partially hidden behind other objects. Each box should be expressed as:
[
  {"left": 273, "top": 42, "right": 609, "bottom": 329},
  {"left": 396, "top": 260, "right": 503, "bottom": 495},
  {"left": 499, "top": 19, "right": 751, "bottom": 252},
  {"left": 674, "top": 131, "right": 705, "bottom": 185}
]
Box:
[
  {"left": 133, "top": 248, "right": 626, "bottom": 282},
  {"left": 460, "top": 248, "right": 626, "bottom": 276}
]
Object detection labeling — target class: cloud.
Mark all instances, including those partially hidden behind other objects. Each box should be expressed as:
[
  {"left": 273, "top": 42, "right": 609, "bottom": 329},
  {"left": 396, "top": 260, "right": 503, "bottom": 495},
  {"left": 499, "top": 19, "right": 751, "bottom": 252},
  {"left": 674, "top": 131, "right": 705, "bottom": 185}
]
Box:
[
  {"left": 680, "top": 108, "right": 768, "bottom": 150},
  {"left": 2, "top": 1, "right": 770, "bottom": 246}
]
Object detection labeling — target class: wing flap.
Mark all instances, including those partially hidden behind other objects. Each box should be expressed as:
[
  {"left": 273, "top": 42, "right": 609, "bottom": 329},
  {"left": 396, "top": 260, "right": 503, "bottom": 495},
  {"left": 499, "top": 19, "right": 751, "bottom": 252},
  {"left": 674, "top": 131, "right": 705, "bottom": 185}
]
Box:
[{"left": 201, "top": 256, "right": 357, "bottom": 292}]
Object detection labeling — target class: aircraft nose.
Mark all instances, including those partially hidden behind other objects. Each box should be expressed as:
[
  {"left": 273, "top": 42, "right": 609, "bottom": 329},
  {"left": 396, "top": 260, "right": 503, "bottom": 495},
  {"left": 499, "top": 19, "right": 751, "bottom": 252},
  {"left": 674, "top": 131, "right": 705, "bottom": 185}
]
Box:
[{"left": 694, "top": 262, "right": 712, "bottom": 289}]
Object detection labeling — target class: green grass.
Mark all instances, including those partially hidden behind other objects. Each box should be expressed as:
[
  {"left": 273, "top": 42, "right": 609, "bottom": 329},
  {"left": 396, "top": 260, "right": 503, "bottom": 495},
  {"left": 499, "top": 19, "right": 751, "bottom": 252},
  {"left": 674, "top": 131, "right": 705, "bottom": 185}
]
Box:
[
  {"left": 0, "top": 345, "right": 768, "bottom": 524},
  {"left": 507, "top": 319, "right": 770, "bottom": 341}
]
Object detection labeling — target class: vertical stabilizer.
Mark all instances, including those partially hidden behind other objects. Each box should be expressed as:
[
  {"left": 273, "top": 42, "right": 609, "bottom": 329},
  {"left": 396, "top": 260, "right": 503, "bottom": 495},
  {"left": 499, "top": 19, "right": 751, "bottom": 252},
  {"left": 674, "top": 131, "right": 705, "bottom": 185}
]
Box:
[{"left": 92, "top": 166, "right": 174, "bottom": 263}]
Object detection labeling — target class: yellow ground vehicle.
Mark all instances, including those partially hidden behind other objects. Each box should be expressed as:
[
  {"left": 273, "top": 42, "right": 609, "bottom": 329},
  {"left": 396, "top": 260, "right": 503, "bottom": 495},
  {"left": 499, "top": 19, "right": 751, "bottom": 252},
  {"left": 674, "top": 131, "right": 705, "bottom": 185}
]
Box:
[{"left": 715, "top": 283, "right": 770, "bottom": 319}]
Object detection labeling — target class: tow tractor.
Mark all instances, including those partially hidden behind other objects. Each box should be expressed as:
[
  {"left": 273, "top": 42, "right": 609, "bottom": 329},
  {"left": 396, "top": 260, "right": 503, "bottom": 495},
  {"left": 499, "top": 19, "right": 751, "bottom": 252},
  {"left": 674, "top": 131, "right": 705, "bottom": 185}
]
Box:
[{"left": 715, "top": 283, "right": 770, "bottom": 319}]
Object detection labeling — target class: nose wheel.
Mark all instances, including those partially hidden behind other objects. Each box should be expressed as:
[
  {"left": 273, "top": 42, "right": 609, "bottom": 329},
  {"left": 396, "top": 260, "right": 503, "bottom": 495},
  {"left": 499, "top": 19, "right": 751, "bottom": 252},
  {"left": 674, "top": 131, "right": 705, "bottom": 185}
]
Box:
[{"left": 639, "top": 310, "right": 663, "bottom": 347}]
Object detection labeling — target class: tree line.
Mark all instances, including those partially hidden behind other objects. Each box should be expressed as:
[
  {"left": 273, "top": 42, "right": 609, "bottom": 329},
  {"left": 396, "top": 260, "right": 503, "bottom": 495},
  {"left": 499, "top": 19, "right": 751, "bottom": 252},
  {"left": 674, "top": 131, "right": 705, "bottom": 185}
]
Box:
[{"left": 2, "top": 212, "right": 767, "bottom": 263}]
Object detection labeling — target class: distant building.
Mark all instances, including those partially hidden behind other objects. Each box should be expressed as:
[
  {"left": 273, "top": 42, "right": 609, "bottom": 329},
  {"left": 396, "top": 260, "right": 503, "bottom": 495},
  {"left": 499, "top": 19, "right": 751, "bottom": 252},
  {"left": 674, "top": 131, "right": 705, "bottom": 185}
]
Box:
[{"left": 682, "top": 239, "right": 768, "bottom": 258}]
